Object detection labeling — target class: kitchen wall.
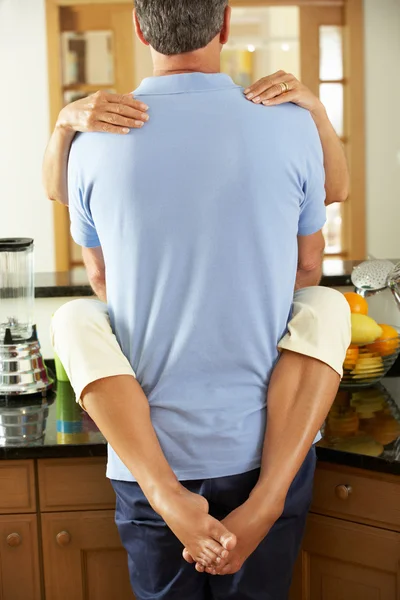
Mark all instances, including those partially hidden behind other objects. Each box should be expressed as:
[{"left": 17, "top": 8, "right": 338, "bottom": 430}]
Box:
[
  {"left": 35, "top": 297, "right": 81, "bottom": 358},
  {"left": 0, "top": 0, "right": 55, "bottom": 272},
  {"left": 0, "top": 0, "right": 399, "bottom": 271},
  {"left": 364, "top": 0, "right": 400, "bottom": 259}
]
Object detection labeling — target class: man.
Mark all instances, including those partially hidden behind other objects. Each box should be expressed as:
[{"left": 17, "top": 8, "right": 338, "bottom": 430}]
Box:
[{"left": 51, "top": 1, "right": 350, "bottom": 598}]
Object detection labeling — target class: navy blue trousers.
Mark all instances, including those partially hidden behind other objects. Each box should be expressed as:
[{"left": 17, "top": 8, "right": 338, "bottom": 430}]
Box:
[{"left": 112, "top": 448, "right": 316, "bottom": 600}]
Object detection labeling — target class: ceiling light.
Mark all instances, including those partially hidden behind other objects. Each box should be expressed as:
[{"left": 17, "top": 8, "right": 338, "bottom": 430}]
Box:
[
  {"left": 281, "top": 43, "right": 290, "bottom": 52},
  {"left": 247, "top": 44, "right": 256, "bottom": 53}
]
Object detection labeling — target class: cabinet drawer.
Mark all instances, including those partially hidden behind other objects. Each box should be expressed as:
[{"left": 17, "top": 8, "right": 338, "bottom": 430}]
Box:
[
  {"left": 0, "top": 460, "right": 36, "bottom": 513},
  {"left": 311, "top": 464, "right": 400, "bottom": 530},
  {"left": 38, "top": 457, "right": 116, "bottom": 511}
]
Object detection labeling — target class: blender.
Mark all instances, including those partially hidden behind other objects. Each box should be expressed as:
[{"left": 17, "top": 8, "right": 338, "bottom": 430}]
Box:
[{"left": 0, "top": 238, "right": 53, "bottom": 445}]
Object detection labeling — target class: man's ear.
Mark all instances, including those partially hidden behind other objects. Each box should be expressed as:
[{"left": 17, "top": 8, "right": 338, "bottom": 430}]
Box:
[
  {"left": 220, "top": 5, "right": 231, "bottom": 45},
  {"left": 133, "top": 10, "right": 150, "bottom": 46}
]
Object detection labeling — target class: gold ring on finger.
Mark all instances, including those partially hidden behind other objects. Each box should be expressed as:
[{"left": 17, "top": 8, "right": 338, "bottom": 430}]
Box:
[{"left": 279, "top": 82, "right": 289, "bottom": 94}]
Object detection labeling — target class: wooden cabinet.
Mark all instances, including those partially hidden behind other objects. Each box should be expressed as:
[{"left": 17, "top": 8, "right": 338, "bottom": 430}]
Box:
[
  {"left": 0, "top": 460, "right": 36, "bottom": 513},
  {"left": 0, "top": 457, "right": 132, "bottom": 600},
  {"left": 41, "top": 510, "right": 134, "bottom": 600},
  {"left": 290, "top": 464, "right": 400, "bottom": 600},
  {"left": 0, "top": 461, "right": 40, "bottom": 600},
  {"left": 0, "top": 514, "right": 41, "bottom": 600},
  {"left": 292, "top": 514, "right": 400, "bottom": 600},
  {"left": 311, "top": 464, "right": 400, "bottom": 530},
  {"left": 38, "top": 458, "right": 133, "bottom": 600},
  {"left": 1, "top": 455, "right": 399, "bottom": 600},
  {"left": 38, "top": 457, "right": 116, "bottom": 511}
]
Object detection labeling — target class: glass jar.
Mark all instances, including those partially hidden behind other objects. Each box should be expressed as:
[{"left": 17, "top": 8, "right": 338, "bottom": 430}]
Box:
[{"left": 0, "top": 238, "right": 34, "bottom": 343}]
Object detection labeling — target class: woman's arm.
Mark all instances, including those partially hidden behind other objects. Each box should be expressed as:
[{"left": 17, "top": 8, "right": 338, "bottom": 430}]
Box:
[
  {"left": 310, "top": 105, "right": 349, "bottom": 204},
  {"left": 43, "top": 91, "right": 149, "bottom": 205},
  {"left": 43, "top": 126, "right": 75, "bottom": 205},
  {"left": 244, "top": 71, "right": 349, "bottom": 205}
]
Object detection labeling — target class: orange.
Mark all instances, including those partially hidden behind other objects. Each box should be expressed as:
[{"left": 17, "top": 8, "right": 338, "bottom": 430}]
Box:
[
  {"left": 368, "top": 324, "right": 399, "bottom": 356},
  {"left": 327, "top": 409, "right": 359, "bottom": 438},
  {"left": 343, "top": 345, "right": 359, "bottom": 369},
  {"left": 343, "top": 292, "right": 369, "bottom": 315}
]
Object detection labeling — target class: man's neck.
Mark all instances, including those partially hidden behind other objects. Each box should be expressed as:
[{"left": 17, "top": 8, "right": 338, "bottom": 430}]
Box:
[
  {"left": 153, "top": 67, "right": 219, "bottom": 76},
  {"left": 151, "top": 45, "right": 221, "bottom": 77}
]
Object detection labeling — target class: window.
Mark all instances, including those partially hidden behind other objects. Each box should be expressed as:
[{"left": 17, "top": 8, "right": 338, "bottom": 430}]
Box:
[
  {"left": 319, "top": 25, "right": 346, "bottom": 255},
  {"left": 223, "top": 8, "right": 348, "bottom": 257}
]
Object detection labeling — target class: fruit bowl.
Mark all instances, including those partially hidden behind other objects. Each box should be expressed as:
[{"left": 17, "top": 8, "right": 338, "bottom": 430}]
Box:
[{"left": 341, "top": 328, "right": 400, "bottom": 389}]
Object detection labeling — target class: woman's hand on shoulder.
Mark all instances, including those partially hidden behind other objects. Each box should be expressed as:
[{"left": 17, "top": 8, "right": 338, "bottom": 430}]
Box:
[
  {"left": 244, "top": 70, "right": 325, "bottom": 117},
  {"left": 56, "top": 90, "right": 149, "bottom": 134}
]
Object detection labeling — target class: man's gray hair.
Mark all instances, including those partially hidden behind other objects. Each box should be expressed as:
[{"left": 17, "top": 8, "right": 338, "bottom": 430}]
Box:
[{"left": 135, "top": 0, "right": 229, "bottom": 56}]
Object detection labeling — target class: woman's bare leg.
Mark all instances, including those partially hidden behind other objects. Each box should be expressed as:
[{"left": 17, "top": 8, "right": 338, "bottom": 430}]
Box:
[
  {"left": 52, "top": 300, "right": 236, "bottom": 567},
  {"left": 197, "top": 287, "right": 351, "bottom": 575}
]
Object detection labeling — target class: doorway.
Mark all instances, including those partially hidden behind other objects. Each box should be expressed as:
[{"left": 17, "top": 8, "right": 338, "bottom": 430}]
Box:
[{"left": 46, "top": 0, "right": 365, "bottom": 270}]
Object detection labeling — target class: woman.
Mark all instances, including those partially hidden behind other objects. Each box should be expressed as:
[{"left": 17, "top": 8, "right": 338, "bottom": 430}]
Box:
[
  {"left": 46, "top": 70, "right": 351, "bottom": 577},
  {"left": 43, "top": 70, "right": 349, "bottom": 205}
]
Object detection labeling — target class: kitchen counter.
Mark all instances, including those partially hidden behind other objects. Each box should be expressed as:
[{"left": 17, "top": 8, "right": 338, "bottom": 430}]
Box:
[
  {"left": 35, "top": 259, "right": 400, "bottom": 298},
  {"left": 1, "top": 373, "right": 400, "bottom": 475},
  {"left": 0, "top": 381, "right": 106, "bottom": 460}
]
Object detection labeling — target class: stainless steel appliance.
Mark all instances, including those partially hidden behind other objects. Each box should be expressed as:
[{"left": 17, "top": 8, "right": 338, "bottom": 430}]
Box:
[
  {"left": 352, "top": 259, "right": 400, "bottom": 307},
  {"left": 0, "top": 395, "right": 53, "bottom": 447},
  {"left": 0, "top": 238, "right": 52, "bottom": 396}
]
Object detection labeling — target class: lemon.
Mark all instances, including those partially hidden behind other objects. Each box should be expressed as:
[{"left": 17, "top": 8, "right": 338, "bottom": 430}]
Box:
[{"left": 351, "top": 314, "right": 383, "bottom": 345}]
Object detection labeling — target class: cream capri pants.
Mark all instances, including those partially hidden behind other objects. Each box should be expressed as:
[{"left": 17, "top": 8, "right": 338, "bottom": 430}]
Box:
[{"left": 51, "top": 286, "right": 351, "bottom": 405}]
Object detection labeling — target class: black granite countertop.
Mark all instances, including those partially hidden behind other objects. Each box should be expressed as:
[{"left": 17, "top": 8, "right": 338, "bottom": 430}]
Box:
[
  {"left": 36, "top": 259, "right": 395, "bottom": 298},
  {"left": 35, "top": 270, "right": 95, "bottom": 298},
  {"left": 1, "top": 373, "right": 400, "bottom": 475},
  {"left": 317, "top": 377, "right": 400, "bottom": 475},
  {"left": 0, "top": 381, "right": 106, "bottom": 460}
]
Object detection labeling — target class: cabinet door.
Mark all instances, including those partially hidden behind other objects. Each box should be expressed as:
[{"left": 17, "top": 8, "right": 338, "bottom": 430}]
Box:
[
  {"left": 290, "top": 513, "right": 400, "bottom": 600},
  {"left": 0, "top": 514, "right": 41, "bottom": 600},
  {"left": 42, "top": 510, "right": 134, "bottom": 600}
]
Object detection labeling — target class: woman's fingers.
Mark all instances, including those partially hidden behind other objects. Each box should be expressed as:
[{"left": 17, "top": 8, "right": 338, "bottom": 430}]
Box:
[
  {"left": 105, "top": 102, "right": 149, "bottom": 121},
  {"left": 257, "top": 81, "right": 298, "bottom": 104},
  {"left": 245, "top": 73, "right": 319, "bottom": 112},
  {"left": 244, "top": 70, "right": 286, "bottom": 97},
  {"left": 262, "top": 90, "right": 298, "bottom": 106},
  {"left": 101, "top": 91, "right": 149, "bottom": 112},
  {"left": 91, "top": 122, "right": 131, "bottom": 135},
  {"left": 122, "top": 93, "right": 149, "bottom": 113},
  {"left": 96, "top": 112, "right": 147, "bottom": 129},
  {"left": 244, "top": 72, "right": 297, "bottom": 103},
  {"left": 81, "top": 90, "right": 150, "bottom": 132}
]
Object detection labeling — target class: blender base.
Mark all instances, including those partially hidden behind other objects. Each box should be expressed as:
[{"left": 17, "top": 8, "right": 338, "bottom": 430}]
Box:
[{"left": 0, "top": 325, "right": 53, "bottom": 396}]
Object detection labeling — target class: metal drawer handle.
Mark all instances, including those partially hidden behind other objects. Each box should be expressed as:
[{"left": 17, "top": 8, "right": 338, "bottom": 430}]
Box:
[
  {"left": 7, "top": 533, "right": 21, "bottom": 547},
  {"left": 56, "top": 530, "right": 71, "bottom": 546},
  {"left": 335, "top": 484, "right": 353, "bottom": 500}
]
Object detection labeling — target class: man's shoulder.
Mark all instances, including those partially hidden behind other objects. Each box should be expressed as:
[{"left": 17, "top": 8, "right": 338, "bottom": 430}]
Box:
[
  {"left": 260, "top": 101, "right": 312, "bottom": 124},
  {"left": 239, "top": 95, "right": 313, "bottom": 127},
  {"left": 69, "top": 130, "right": 122, "bottom": 165}
]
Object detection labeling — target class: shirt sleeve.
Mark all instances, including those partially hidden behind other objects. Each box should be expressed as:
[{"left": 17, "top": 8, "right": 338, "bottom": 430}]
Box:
[
  {"left": 67, "top": 136, "right": 101, "bottom": 248},
  {"left": 298, "top": 112, "right": 327, "bottom": 237}
]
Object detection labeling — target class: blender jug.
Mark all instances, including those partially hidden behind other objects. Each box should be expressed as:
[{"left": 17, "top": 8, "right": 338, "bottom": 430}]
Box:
[
  {"left": 0, "top": 238, "right": 34, "bottom": 343},
  {"left": 0, "top": 238, "right": 52, "bottom": 396}
]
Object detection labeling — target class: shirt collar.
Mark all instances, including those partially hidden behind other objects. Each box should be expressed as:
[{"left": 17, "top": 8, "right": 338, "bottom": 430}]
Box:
[{"left": 134, "top": 72, "right": 239, "bottom": 96}]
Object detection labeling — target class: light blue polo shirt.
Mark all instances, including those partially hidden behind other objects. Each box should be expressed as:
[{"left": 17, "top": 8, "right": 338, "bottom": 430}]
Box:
[{"left": 68, "top": 73, "right": 326, "bottom": 482}]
